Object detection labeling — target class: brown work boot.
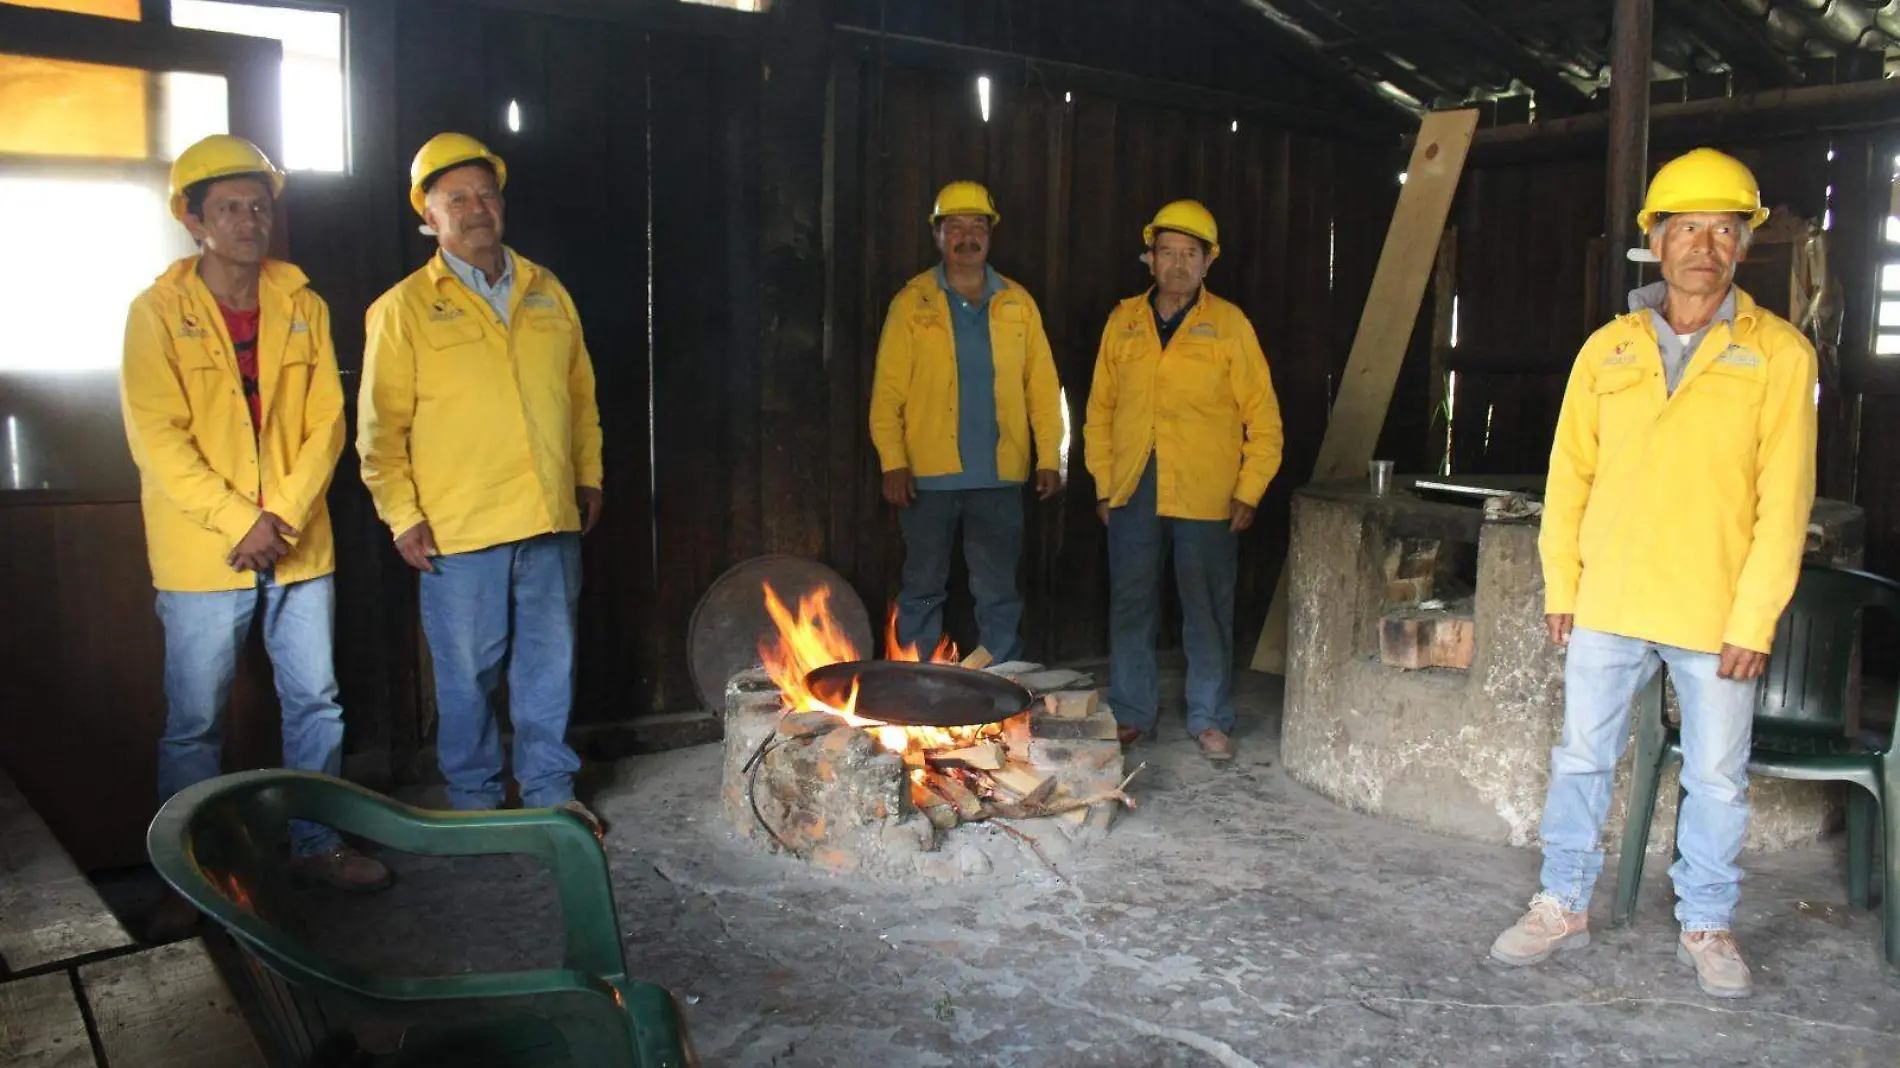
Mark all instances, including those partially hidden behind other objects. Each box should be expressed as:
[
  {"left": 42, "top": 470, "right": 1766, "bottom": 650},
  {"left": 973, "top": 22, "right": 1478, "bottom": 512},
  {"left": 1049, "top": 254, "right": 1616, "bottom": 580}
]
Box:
[
  {"left": 290, "top": 843, "right": 393, "bottom": 893},
  {"left": 1490, "top": 893, "right": 1590, "bottom": 965},
  {"left": 1116, "top": 725, "right": 1144, "bottom": 747},
  {"left": 1678, "top": 929, "right": 1752, "bottom": 998},
  {"left": 559, "top": 799, "right": 607, "bottom": 841},
  {"left": 1197, "top": 728, "right": 1234, "bottom": 762}
]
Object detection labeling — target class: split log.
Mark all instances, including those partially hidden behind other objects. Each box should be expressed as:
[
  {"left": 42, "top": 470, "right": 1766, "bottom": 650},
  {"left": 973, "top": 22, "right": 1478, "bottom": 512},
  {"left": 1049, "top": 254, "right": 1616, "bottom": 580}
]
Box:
[
  {"left": 927, "top": 742, "right": 1004, "bottom": 771},
  {"left": 960, "top": 646, "right": 994, "bottom": 670},
  {"left": 987, "top": 765, "right": 1057, "bottom": 807},
  {"left": 924, "top": 770, "right": 985, "bottom": 820},
  {"left": 910, "top": 779, "right": 959, "bottom": 829}
]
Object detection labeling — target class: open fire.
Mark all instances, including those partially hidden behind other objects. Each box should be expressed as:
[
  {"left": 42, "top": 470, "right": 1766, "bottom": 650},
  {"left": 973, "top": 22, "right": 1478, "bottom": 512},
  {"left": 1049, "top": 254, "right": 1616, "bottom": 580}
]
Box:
[
  {"left": 758, "top": 582, "right": 1005, "bottom": 755},
  {"left": 753, "top": 582, "right": 1132, "bottom": 839}
]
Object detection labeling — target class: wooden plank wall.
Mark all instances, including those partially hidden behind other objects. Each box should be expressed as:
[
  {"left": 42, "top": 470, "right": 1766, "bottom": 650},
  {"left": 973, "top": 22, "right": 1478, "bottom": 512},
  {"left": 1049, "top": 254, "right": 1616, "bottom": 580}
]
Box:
[
  {"left": 837, "top": 63, "right": 1401, "bottom": 663},
  {"left": 1, "top": 0, "right": 1406, "bottom": 867}
]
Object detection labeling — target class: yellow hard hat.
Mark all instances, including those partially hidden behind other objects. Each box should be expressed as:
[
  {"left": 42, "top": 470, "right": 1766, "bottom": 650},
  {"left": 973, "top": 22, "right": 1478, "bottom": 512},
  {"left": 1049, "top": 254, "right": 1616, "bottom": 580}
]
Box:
[
  {"left": 1637, "top": 148, "right": 1768, "bottom": 234},
  {"left": 930, "top": 181, "right": 1000, "bottom": 226},
  {"left": 168, "top": 134, "right": 283, "bottom": 221},
  {"left": 409, "top": 132, "right": 508, "bottom": 217},
  {"left": 1143, "top": 199, "right": 1220, "bottom": 259}
]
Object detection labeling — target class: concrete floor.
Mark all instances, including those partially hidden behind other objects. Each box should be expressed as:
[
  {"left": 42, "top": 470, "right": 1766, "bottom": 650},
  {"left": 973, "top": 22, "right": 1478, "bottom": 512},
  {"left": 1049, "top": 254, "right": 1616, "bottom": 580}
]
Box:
[{"left": 301, "top": 669, "right": 1900, "bottom": 1067}]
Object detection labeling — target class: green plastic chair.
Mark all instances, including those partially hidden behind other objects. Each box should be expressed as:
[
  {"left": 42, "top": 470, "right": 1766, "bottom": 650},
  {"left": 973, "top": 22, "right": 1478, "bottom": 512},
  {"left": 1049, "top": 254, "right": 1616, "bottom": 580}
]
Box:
[
  {"left": 147, "top": 769, "right": 695, "bottom": 1067},
  {"left": 1611, "top": 565, "right": 1900, "bottom": 969}
]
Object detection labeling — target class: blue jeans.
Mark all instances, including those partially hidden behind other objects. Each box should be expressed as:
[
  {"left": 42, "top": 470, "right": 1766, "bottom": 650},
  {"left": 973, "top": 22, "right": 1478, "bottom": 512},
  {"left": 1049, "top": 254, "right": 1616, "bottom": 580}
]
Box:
[
  {"left": 155, "top": 574, "right": 343, "bottom": 856},
  {"left": 1538, "top": 626, "right": 1756, "bottom": 931},
  {"left": 1106, "top": 460, "right": 1238, "bottom": 737},
  {"left": 896, "top": 487, "right": 1025, "bottom": 663},
  {"left": 420, "top": 533, "right": 583, "bottom": 810}
]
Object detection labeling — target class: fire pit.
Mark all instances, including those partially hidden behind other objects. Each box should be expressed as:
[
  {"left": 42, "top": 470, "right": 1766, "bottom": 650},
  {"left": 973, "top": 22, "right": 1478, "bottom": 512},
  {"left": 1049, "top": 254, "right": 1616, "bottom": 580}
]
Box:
[{"left": 717, "top": 583, "right": 1137, "bottom": 880}]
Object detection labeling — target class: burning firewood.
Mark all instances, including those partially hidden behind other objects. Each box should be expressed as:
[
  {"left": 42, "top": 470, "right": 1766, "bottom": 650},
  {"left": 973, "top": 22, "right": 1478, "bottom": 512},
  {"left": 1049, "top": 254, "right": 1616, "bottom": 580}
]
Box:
[
  {"left": 926, "top": 742, "right": 1004, "bottom": 771},
  {"left": 923, "top": 770, "right": 985, "bottom": 820}
]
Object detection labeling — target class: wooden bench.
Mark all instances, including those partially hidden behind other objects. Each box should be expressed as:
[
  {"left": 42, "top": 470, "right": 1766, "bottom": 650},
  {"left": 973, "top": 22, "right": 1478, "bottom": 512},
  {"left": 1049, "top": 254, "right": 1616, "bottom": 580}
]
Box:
[{"left": 0, "top": 769, "right": 262, "bottom": 1068}]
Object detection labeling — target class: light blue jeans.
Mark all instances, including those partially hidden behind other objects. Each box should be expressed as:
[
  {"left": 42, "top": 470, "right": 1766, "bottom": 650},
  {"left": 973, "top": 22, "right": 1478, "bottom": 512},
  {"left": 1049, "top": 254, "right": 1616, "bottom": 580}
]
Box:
[
  {"left": 1539, "top": 626, "right": 1756, "bottom": 931},
  {"left": 419, "top": 533, "right": 583, "bottom": 811},
  {"left": 896, "top": 487, "right": 1027, "bottom": 663},
  {"left": 1106, "top": 459, "right": 1238, "bottom": 737},
  {"left": 155, "top": 574, "right": 343, "bottom": 856}
]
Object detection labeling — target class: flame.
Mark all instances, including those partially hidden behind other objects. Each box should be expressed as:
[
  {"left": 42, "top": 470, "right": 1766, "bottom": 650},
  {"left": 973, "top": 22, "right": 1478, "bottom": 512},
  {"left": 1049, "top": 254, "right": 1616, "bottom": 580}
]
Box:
[
  {"left": 883, "top": 604, "right": 958, "bottom": 664},
  {"left": 760, "top": 582, "right": 1000, "bottom": 756}
]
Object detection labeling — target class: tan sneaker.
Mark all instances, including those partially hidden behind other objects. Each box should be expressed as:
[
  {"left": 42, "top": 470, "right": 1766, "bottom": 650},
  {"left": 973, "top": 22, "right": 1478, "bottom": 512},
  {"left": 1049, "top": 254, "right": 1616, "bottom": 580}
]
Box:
[
  {"left": 1197, "top": 729, "right": 1234, "bottom": 762},
  {"left": 290, "top": 843, "right": 393, "bottom": 893},
  {"left": 1490, "top": 893, "right": 1590, "bottom": 965},
  {"left": 1678, "top": 929, "right": 1752, "bottom": 998}
]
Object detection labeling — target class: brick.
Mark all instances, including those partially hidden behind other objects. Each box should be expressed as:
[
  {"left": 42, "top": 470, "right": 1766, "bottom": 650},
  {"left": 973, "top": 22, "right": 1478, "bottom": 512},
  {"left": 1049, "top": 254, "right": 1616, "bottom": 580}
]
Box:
[
  {"left": 1379, "top": 616, "right": 1432, "bottom": 670},
  {"left": 779, "top": 710, "right": 842, "bottom": 737},
  {"left": 1385, "top": 576, "right": 1434, "bottom": 604},
  {"left": 1029, "top": 705, "right": 1117, "bottom": 742},
  {"left": 1027, "top": 739, "right": 1124, "bottom": 783},
  {"left": 1043, "top": 689, "right": 1100, "bottom": 720},
  {"left": 1430, "top": 615, "right": 1475, "bottom": 669}
]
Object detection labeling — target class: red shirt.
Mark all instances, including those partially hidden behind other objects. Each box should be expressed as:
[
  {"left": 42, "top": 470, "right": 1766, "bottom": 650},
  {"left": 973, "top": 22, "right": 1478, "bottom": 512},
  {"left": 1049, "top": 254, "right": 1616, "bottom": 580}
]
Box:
[
  {"left": 219, "top": 304, "right": 263, "bottom": 506},
  {"left": 218, "top": 304, "right": 262, "bottom": 439}
]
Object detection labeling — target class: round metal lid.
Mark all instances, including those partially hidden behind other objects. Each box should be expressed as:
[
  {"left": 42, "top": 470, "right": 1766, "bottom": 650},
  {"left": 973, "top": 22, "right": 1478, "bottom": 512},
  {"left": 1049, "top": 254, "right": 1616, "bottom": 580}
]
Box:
[
  {"left": 686, "top": 554, "right": 876, "bottom": 713},
  {"left": 804, "top": 660, "right": 1032, "bottom": 727}
]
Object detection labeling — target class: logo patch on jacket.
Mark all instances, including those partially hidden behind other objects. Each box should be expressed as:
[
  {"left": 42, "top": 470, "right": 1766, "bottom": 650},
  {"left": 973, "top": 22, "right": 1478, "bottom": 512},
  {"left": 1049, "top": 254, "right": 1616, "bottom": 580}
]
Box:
[
  {"left": 1603, "top": 342, "right": 1637, "bottom": 367},
  {"left": 1714, "top": 345, "right": 1760, "bottom": 369},
  {"left": 1188, "top": 323, "right": 1218, "bottom": 338},
  {"left": 521, "top": 292, "right": 558, "bottom": 310},
  {"left": 176, "top": 313, "right": 209, "bottom": 339},
  {"left": 289, "top": 319, "right": 310, "bottom": 334},
  {"left": 428, "top": 299, "right": 464, "bottom": 322}
]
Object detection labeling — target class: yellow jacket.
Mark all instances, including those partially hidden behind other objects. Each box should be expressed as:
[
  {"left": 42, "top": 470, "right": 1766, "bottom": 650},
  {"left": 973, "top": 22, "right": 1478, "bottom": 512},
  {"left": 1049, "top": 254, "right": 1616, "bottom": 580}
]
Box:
[
  {"left": 357, "top": 249, "right": 603, "bottom": 556},
  {"left": 868, "top": 269, "right": 1064, "bottom": 480},
  {"left": 1084, "top": 289, "right": 1283, "bottom": 521},
  {"left": 1541, "top": 286, "right": 1817, "bottom": 654},
  {"left": 121, "top": 257, "right": 344, "bottom": 592}
]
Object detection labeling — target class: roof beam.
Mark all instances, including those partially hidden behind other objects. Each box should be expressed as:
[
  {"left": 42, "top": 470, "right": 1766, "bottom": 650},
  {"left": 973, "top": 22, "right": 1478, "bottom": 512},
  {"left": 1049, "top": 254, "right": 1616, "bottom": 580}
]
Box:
[
  {"left": 1316, "top": 0, "right": 1603, "bottom": 52},
  {"left": 1187, "top": 0, "right": 1421, "bottom": 122},
  {"left": 1659, "top": 0, "right": 1804, "bottom": 87},
  {"left": 1387, "top": 0, "right": 1595, "bottom": 116},
  {"left": 1460, "top": 74, "right": 1900, "bottom": 164}
]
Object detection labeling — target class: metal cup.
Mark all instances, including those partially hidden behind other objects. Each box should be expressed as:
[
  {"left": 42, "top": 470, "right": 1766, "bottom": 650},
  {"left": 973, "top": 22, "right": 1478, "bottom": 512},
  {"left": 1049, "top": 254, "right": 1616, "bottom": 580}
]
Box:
[{"left": 1368, "top": 460, "right": 1394, "bottom": 497}]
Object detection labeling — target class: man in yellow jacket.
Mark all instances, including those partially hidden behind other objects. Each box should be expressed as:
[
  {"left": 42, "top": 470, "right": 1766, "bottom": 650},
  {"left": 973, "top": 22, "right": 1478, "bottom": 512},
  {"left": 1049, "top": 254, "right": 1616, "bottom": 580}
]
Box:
[
  {"left": 869, "top": 181, "right": 1063, "bottom": 662},
  {"left": 1084, "top": 201, "right": 1283, "bottom": 762},
  {"left": 1491, "top": 150, "right": 1817, "bottom": 999},
  {"left": 358, "top": 134, "right": 605, "bottom": 830},
  {"left": 122, "top": 135, "right": 388, "bottom": 894}
]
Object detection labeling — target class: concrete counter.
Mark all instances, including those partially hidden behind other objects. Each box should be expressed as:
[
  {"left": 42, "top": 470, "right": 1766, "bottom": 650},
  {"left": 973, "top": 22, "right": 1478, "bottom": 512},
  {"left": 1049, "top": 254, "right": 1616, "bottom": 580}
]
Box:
[{"left": 1280, "top": 478, "right": 1865, "bottom": 853}]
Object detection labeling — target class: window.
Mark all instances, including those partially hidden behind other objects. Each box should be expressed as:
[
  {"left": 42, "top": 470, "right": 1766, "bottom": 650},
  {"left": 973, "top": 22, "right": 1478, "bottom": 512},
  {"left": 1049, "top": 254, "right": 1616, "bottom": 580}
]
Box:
[
  {"left": 1, "top": 0, "right": 138, "bottom": 18},
  {"left": 1878, "top": 154, "right": 1900, "bottom": 358},
  {"left": 0, "top": 51, "right": 226, "bottom": 492},
  {"left": 171, "top": 1, "right": 346, "bottom": 172},
  {"left": 679, "top": 0, "right": 770, "bottom": 10}
]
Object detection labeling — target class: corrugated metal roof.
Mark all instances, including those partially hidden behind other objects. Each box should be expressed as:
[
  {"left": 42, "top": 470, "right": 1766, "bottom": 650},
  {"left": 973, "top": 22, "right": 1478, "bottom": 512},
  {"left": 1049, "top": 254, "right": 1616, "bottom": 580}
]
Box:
[{"left": 1232, "top": 0, "right": 1899, "bottom": 116}]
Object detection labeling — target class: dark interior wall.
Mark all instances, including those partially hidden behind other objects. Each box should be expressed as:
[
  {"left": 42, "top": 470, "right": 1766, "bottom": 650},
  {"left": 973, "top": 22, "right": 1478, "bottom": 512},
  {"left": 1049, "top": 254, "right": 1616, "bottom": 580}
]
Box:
[
  {"left": 0, "top": 0, "right": 1402, "bottom": 868},
  {"left": 833, "top": 60, "right": 1400, "bottom": 664}
]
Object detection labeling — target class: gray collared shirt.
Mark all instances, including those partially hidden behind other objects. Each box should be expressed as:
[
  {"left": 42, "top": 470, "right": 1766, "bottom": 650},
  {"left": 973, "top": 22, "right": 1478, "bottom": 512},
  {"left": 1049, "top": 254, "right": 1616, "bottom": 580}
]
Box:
[
  {"left": 1628, "top": 281, "right": 1737, "bottom": 395},
  {"left": 440, "top": 247, "right": 515, "bottom": 326}
]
